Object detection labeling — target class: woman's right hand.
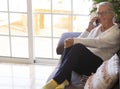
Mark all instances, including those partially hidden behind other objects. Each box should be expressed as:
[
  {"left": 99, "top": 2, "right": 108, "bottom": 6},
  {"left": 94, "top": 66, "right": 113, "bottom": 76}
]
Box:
[{"left": 86, "top": 16, "right": 99, "bottom": 32}]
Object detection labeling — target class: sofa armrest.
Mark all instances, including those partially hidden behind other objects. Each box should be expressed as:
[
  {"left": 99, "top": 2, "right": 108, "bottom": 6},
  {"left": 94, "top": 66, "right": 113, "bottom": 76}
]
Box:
[{"left": 56, "top": 32, "right": 81, "bottom": 55}]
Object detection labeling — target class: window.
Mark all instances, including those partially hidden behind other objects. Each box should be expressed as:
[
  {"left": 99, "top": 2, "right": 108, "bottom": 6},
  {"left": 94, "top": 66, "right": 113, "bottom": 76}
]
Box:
[
  {"left": 0, "top": 0, "right": 93, "bottom": 63},
  {"left": 0, "top": 0, "right": 28, "bottom": 59}
]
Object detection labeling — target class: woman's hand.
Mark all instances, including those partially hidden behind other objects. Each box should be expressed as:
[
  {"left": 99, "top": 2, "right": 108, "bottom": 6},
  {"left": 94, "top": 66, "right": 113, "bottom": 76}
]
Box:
[
  {"left": 64, "top": 38, "right": 74, "bottom": 48},
  {"left": 86, "top": 16, "right": 99, "bottom": 32}
]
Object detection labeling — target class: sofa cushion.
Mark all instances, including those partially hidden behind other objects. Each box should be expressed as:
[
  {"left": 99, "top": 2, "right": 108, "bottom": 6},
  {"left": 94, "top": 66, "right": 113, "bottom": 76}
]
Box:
[{"left": 84, "top": 54, "right": 119, "bottom": 89}]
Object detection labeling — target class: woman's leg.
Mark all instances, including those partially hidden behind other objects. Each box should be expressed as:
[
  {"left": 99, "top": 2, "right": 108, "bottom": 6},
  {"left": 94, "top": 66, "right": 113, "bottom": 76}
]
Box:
[
  {"left": 53, "top": 43, "right": 103, "bottom": 84},
  {"left": 60, "top": 46, "right": 72, "bottom": 63},
  {"left": 42, "top": 45, "right": 72, "bottom": 89},
  {"left": 42, "top": 43, "right": 103, "bottom": 89}
]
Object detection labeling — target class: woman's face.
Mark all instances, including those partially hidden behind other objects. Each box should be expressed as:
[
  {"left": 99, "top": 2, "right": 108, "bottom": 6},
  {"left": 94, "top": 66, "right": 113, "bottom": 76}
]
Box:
[{"left": 96, "top": 5, "right": 114, "bottom": 25}]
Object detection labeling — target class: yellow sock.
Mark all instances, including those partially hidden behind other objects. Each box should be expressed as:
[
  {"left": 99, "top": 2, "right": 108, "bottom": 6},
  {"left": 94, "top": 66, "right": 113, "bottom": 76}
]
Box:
[
  {"left": 42, "top": 79, "right": 58, "bottom": 89},
  {"left": 55, "top": 80, "right": 69, "bottom": 89}
]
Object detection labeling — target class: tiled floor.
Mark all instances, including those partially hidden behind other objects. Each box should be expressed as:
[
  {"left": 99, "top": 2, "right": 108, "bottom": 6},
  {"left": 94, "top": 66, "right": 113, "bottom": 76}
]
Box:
[{"left": 0, "top": 63, "right": 56, "bottom": 89}]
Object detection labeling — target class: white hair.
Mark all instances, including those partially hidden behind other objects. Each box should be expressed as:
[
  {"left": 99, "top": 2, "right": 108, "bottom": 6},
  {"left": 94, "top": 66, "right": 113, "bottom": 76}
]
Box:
[
  {"left": 97, "top": 2, "right": 114, "bottom": 12},
  {"left": 97, "top": 2, "right": 116, "bottom": 23}
]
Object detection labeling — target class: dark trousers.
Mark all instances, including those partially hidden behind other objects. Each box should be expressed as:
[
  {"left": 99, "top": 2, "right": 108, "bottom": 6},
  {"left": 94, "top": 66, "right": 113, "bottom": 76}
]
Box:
[{"left": 53, "top": 43, "right": 103, "bottom": 84}]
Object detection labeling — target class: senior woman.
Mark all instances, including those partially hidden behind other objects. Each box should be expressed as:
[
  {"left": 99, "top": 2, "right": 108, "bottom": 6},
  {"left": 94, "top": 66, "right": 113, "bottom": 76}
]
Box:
[{"left": 42, "top": 1, "right": 120, "bottom": 89}]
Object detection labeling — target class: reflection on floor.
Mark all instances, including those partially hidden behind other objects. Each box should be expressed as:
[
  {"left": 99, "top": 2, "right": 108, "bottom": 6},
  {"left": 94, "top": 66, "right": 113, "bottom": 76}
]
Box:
[{"left": 0, "top": 63, "right": 56, "bottom": 89}]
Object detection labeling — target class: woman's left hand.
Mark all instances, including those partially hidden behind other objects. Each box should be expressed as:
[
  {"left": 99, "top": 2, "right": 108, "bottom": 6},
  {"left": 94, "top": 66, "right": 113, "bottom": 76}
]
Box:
[{"left": 64, "top": 38, "right": 74, "bottom": 48}]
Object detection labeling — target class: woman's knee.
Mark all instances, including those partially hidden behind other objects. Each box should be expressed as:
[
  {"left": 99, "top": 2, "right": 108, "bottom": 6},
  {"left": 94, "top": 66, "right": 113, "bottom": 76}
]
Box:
[{"left": 73, "top": 43, "right": 86, "bottom": 49}]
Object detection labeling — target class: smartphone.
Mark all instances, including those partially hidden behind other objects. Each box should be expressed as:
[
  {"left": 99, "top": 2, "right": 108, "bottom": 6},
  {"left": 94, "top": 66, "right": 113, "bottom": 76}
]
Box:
[
  {"left": 95, "top": 19, "right": 99, "bottom": 26},
  {"left": 93, "top": 19, "right": 99, "bottom": 26}
]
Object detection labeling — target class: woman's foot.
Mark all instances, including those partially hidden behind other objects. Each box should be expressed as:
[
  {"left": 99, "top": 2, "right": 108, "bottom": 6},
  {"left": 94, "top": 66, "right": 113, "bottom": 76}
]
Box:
[
  {"left": 42, "top": 79, "right": 58, "bottom": 89},
  {"left": 55, "top": 80, "right": 69, "bottom": 89}
]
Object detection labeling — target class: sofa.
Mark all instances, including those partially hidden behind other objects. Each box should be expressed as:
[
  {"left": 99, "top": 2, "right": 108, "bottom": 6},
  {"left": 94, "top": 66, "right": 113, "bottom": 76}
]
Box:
[{"left": 47, "top": 32, "right": 119, "bottom": 89}]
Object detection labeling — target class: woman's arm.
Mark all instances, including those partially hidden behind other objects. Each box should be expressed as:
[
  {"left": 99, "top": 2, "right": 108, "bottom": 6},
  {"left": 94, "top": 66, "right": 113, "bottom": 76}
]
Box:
[{"left": 74, "top": 29, "right": 120, "bottom": 48}]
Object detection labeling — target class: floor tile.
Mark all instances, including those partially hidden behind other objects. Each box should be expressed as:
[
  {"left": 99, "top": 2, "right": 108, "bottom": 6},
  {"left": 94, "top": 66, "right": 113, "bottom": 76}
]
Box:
[{"left": 0, "top": 63, "right": 55, "bottom": 89}]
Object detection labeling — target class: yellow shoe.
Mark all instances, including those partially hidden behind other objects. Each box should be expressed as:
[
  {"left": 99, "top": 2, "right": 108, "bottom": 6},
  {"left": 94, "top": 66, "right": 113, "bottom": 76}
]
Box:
[
  {"left": 42, "top": 79, "right": 58, "bottom": 89},
  {"left": 55, "top": 80, "right": 69, "bottom": 89}
]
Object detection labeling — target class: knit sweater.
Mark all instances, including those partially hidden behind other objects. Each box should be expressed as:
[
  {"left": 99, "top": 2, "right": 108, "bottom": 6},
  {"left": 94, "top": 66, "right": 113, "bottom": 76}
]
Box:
[{"left": 74, "top": 24, "right": 120, "bottom": 61}]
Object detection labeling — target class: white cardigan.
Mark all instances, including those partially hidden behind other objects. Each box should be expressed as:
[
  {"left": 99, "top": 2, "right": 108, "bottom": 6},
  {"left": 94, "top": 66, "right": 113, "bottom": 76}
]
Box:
[{"left": 74, "top": 24, "right": 120, "bottom": 61}]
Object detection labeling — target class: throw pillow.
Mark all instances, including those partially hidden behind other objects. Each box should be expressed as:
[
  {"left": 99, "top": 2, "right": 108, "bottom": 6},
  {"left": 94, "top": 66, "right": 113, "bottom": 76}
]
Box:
[{"left": 84, "top": 54, "right": 119, "bottom": 89}]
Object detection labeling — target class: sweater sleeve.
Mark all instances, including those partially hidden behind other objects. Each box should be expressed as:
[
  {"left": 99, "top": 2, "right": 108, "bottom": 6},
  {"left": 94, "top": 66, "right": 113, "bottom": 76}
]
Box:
[
  {"left": 77, "top": 30, "right": 90, "bottom": 38},
  {"left": 78, "top": 26, "right": 100, "bottom": 38},
  {"left": 74, "top": 29, "right": 120, "bottom": 49}
]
